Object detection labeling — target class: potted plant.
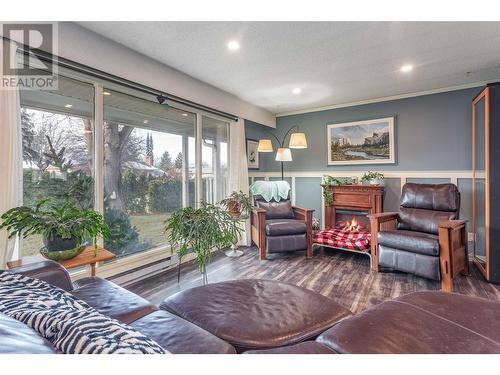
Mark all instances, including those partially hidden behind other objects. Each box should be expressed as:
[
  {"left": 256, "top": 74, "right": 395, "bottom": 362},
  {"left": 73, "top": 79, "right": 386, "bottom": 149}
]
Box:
[
  {"left": 165, "top": 203, "right": 242, "bottom": 285},
  {"left": 0, "top": 199, "right": 110, "bottom": 260},
  {"left": 361, "top": 171, "right": 385, "bottom": 186},
  {"left": 219, "top": 191, "right": 252, "bottom": 219}
]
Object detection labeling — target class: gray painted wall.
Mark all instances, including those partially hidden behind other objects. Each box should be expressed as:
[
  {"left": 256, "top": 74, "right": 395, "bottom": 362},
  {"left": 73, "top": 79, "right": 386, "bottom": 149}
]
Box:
[
  {"left": 246, "top": 88, "right": 478, "bottom": 173},
  {"left": 245, "top": 87, "right": 479, "bottom": 228}
]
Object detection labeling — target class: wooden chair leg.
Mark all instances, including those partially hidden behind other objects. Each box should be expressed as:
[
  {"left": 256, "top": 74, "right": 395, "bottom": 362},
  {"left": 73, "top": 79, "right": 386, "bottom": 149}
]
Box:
[
  {"left": 462, "top": 259, "right": 470, "bottom": 276},
  {"left": 438, "top": 224, "right": 456, "bottom": 293},
  {"left": 306, "top": 244, "right": 313, "bottom": 258},
  {"left": 371, "top": 246, "right": 380, "bottom": 272},
  {"left": 461, "top": 229, "right": 470, "bottom": 276},
  {"left": 369, "top": 219, "right": 380, "bottom": 272},
  {"left": 259, "top": 244, "right": 267, "bottom": 260},
  {"left": 441, "top": 272, "right": 452, "bottom": 292},
  {"left": 305, "top": 210, "right": 313, "bottom": 259}
]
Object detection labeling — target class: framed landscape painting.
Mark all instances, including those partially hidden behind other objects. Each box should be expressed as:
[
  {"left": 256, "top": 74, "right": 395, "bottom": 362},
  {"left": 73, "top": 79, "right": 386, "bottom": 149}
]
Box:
[
  {"left": 246, "top": 139, "right": 259, "bottom": 169},
  {"left": 327, "top": 117, "right": 395, "bottom": 165}
]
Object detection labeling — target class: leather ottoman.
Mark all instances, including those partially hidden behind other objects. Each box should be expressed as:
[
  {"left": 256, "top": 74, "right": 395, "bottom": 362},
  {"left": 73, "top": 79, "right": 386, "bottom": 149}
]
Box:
[
  {"left": 160, "top": 279, "right": 352, "bottom": 352},
  {"left": 316, "top": 291, "right": 500, "bottom": 354}
]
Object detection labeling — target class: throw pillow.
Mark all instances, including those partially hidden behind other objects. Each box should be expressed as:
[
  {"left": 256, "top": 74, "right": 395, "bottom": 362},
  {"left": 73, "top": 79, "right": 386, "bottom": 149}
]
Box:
[{"left": 0, "top": 271, "right": 166, "bottom": 354}]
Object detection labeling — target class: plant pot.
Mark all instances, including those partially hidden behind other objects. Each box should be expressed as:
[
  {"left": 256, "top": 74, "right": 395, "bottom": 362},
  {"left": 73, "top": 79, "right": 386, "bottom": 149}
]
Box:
[
  {"left": 364, "top": 178, "right": 385, "bottom": 186},
  {"left": 40, "top": 246, "right": 85, "bottom": 261},
  {"left": 227, "top": 202, "right": 241, "bottom": 219},
  {"left": 43, "top": 234, "right": 80, "bottom": 252},
  {"left": 229, "top": 209, "right": 241, "bottom": 219}
]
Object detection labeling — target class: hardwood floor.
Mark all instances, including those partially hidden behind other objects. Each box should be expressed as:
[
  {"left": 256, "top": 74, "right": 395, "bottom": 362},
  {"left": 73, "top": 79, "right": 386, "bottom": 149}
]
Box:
[{"left": 125, "top": 246, "right": 500, "bottom": 313}]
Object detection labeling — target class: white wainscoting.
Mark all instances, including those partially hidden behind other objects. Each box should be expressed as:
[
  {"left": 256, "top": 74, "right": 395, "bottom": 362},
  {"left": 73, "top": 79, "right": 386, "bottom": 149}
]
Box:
[{"left": 249, "top": 170, "right": 474, "bottom": 230}]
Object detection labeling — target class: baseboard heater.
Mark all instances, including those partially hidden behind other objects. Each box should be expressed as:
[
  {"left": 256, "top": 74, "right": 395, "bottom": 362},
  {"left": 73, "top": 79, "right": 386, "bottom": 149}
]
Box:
[{"left": 110, "top": 255, "right": 179, "bottom": 287}]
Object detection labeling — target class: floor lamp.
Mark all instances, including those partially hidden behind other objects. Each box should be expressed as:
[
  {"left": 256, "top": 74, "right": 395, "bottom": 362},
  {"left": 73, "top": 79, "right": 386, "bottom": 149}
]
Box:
[{"left": 256, "top": 126, "right": 308, "bottom": 180}]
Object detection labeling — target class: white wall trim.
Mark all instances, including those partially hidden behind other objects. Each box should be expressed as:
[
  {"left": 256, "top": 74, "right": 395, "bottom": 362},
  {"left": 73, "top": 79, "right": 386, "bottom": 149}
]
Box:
[
  {"left": 275, "top": 82, "right": 487, "bottom": 117},
  {"left": 249, "top": 169, "right": 474, "bottom": 231},
  {"left": 249, "top": 170, "right": 474, "bottom": 179}
]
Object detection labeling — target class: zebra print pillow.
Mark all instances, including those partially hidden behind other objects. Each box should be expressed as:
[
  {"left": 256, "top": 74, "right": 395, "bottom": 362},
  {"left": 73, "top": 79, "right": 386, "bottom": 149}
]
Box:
[{"left": 0, "top": 271, "right": 166, "bottom": 354}]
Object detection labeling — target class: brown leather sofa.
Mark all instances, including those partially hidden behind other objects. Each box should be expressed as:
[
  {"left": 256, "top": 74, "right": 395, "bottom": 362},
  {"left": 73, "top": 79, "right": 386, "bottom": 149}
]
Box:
[
  {"left": 2, "top": 260, "right": 500, "bottom": 354},
  {"left": 248, "top": 291, "right": 500, "bottom": 354},
  {"left": 251, "top": 194, "right": 314, "bottom": 260},
  {"left": 0, "top": 261, "right": 236, "bottom": 354},
  {"left": 368, "top": 183, "right": 468, "bottom": 291}
]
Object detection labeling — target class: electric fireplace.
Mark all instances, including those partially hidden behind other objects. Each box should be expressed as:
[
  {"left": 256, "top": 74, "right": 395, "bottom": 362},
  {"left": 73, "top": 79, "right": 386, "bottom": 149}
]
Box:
[{"left": 313, "top": 184, "right": 384, "bottom": 266}]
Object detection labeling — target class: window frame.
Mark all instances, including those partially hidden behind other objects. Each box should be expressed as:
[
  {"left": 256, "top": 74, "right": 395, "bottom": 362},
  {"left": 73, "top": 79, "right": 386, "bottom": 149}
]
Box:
[{"left": 17, "top": 66, "right": 232, "bottom": 279}]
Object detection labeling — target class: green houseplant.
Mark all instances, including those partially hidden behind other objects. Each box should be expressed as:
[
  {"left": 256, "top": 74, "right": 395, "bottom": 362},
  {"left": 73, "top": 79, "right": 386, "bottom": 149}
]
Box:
[
  {"left": 0, "top": 199, "right": 110, "bottom": 260},
  {"left": 165, "top": 203, "right": 242, "bottom": 285},
  {"left": 219, "top": 190, "right": 252, "bottom": 219},
  {"left": 322, "top": 176, "right": 350, "bottom": 205},
  {"left": 361, "top": 171, "right": 385, "bottom": 186}
]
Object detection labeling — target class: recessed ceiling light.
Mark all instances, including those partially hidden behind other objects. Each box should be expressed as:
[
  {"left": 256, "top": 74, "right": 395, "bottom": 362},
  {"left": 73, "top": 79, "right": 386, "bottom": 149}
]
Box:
[
  {"left": 227, "top": 41, "right": 240, "bottom": 51},
  {"left": 103, "top": 91, "right": 111, "bottom": 96},
  {"left": 65, "top": 104, "right": 73, "bottom": 108},
  {"left": 143, "top": 120, "right": 149, "bottom": 124},
  {"left": 182, "top": 113, "right": 188, "bottom": 117},
  {"left": 292, "top": 88, "right": 302, "bottom": 95},
  {"left": 400, "top": 64, "right": 414, "bottom": 73}
]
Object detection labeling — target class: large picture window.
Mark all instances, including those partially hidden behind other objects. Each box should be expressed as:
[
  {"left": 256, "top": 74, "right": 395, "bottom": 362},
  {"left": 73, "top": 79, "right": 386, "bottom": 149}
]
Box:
[
  {"left": 16, "top": 67, "right": 231, "bottom": 270},
  {"left": 103, "top": 89, "right": 196, "bottom": 257},
  {"left": 20, "top": 76, "right": 95, "bottom": 257}
]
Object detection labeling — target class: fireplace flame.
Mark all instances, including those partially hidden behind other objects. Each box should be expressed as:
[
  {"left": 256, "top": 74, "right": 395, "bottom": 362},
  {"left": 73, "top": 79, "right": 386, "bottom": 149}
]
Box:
[{"left": 345, "top": 217, "right": 361, "bottom": 233}]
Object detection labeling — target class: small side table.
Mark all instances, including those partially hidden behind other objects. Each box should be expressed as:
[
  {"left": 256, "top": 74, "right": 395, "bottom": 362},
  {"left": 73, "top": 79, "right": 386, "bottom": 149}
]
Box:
[{"left": 7, "top": 246, "right": 115, "bottom": 276}]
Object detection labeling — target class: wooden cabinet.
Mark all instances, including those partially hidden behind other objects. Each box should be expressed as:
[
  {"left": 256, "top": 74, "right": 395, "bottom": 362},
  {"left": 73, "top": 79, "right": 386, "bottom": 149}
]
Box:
[{"left": 472, "top": 83, "right": 500, "bottom": 283}]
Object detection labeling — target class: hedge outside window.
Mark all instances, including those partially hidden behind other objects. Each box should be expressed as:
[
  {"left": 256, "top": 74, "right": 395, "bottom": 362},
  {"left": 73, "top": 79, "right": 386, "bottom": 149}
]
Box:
[{"left": 20, "top": 77, "right": 95, "bottom": 257}]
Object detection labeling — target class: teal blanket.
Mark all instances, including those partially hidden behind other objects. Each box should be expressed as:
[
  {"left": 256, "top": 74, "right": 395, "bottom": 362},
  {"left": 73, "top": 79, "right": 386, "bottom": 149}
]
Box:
[{"left": 250, "top": 180, "right": 290, "bottom": 202}]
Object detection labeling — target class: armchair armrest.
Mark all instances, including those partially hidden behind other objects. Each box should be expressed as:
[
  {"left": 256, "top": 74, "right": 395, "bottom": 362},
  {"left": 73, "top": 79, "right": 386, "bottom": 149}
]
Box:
[
  {"left": 251, "top": 207, "right": 266, "bottom": 215},
  {"left": 292, "top": 206, "right": 314, "bottom": 221},
  {"left": 292, "top": 206, "right": 314, "bottom": 258},
  {"left": 367, "top": 212, "right": 398, "bottom": 272},
  {"left": 439, "top": 219, "right": 469, "bottom": 292},
  {"left": 250, "top": 207, "right": 267, "bottom": 260},
  {"left": 9, "top": 260, "right": 73, "bottom": 291},
  {"left": 367, "top": 212, "right": 399, "bottom": 223},
  {"left": 438, "top": 219, "right": 467, "bottom": 230},
  {"left": 250, "top": 207, "right": 266, "bottom": 227}
]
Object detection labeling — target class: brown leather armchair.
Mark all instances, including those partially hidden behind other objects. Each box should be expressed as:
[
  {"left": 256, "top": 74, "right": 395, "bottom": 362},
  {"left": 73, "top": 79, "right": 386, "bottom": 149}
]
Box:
[
  {"left": 368, "top": 183, "right": 468, "bottom": 292},
  {"left": 251, "top": 194, "right": 314, "bottom": 260}
]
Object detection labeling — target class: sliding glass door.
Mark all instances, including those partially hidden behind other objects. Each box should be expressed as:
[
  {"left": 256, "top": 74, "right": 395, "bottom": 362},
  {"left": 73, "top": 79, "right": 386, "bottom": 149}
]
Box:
[
  {"left": 15, "top": 65, "right": 232, "bottom": 272},
  {"left": 103, "top": 89, "right": 196, "bottom": 257}
]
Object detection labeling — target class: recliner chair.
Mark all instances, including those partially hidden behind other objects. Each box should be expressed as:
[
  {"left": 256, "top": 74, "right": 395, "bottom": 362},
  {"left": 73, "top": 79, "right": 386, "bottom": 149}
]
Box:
[
  {"left": 368, "top": 183, "right": 468, "bottom": 292},
  {"left": 251, "top": 193, "right": 314, "bottom": 260}
]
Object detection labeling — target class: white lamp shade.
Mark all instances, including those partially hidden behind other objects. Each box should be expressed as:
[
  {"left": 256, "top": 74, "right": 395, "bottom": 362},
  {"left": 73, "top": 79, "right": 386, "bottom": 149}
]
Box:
[
  {"left": 257, "top": 139, "right": 273, "bottom": 152},
  {"left": 275, "top": 148, "right": 292, "bottom": 161},
  {"left": 289, "top": 132, "right": 308, "bottom": 149}
]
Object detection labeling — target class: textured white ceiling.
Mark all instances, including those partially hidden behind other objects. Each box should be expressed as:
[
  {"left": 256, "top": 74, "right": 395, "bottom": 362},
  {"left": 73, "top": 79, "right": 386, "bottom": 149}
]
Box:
[{"left": 78, "top": 22, "right": 500, "bottom": 114}]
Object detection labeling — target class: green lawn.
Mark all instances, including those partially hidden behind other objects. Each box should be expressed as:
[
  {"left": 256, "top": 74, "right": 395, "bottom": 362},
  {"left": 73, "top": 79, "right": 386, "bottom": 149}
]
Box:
[
  {"left": 21, "top": 212, "right": 172, "bottom": 258},
  {"left": 130, "top": 213, "right": 171, "bottom": 249}
]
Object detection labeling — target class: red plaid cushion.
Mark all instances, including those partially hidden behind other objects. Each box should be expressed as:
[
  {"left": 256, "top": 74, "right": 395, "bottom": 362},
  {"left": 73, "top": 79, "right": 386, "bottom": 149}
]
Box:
[{"left": 313, "top": 226, "right": 371, "bottom": 253}]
